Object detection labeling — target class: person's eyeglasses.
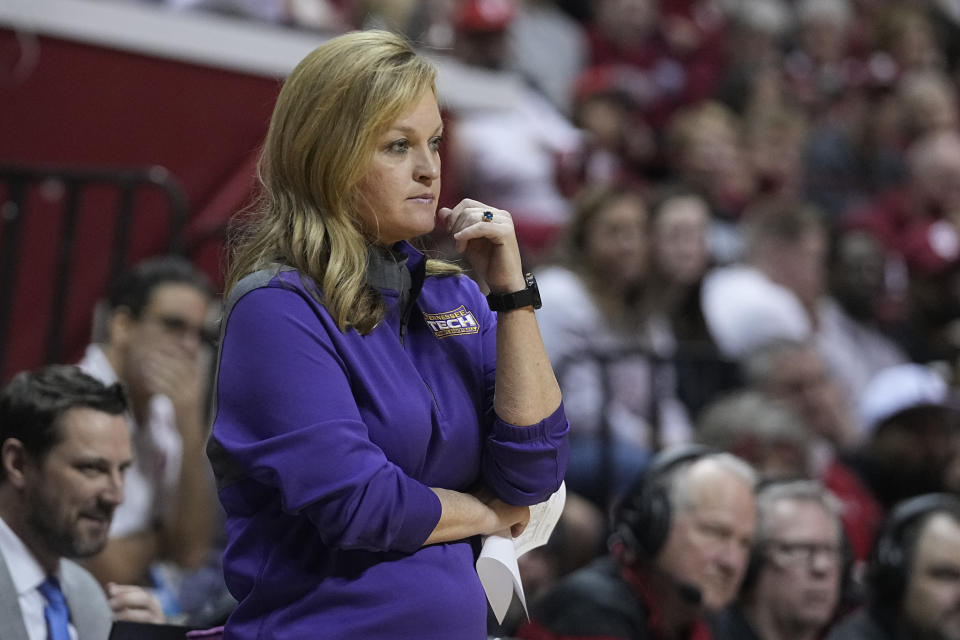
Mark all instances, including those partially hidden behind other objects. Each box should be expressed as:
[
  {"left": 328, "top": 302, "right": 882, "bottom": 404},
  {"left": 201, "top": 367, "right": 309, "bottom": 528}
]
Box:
[
  {"left": 764, "top": 540, "right": 842, "bottom": 568},
  {"left": 145, "top": 314, "right": 215, "bottom": 345}
]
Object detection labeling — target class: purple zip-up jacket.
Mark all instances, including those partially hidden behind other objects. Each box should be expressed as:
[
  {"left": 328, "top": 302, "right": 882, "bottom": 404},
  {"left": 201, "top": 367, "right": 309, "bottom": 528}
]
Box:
[{"left": 207, "top": 242, "right": 569, "bottom": 640}]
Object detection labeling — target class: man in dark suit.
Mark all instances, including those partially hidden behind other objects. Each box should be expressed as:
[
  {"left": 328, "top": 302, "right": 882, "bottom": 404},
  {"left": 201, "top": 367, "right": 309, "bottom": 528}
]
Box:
[{"left": 0, "top": 365, "right": 142, "bottom": 640}]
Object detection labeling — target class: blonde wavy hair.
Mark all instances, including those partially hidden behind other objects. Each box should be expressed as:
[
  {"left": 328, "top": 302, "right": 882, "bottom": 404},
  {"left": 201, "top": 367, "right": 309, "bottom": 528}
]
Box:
[{"left": 226, "top": 30, "right": 459, "bottom": 334}]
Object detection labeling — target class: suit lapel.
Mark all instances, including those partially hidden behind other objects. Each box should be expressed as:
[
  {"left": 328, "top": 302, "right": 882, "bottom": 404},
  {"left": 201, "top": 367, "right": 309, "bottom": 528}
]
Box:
[
  {"left": 60, "top": 560, "right": 109, "bottom": 640},
  {"left": 0, "top": 550, "right": 31, "bottom": 640}
]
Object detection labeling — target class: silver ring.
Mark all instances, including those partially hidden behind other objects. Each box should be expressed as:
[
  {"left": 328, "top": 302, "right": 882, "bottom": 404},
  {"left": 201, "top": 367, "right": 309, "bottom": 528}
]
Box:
[{"left": 482, "top": 210, "right": 494, "bottom": 222}]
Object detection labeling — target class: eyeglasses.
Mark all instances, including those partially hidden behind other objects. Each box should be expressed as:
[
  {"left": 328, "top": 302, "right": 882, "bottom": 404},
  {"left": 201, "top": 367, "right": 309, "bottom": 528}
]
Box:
[
  {"left": 144, "top": 314, "right": 215, "bottom": 345},
  {"left": 764, "top": 540, "right": 842, "bottom": 568}
]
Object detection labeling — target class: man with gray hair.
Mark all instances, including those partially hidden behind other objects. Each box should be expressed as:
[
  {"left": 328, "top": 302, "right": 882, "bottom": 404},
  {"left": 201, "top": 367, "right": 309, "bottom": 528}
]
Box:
[
  {"left": 696, "top": 390, "right": 811, "bottom": 481},
  {"left": 742, "top": 338, "right": 860, "bottom": 452},
  {"left": 518, "top": 445, "right": 757, "bottom": 639},
  {"left": 742, "top": 338, "right": 883, "bottom": 562},
  {"left": 712, "top": 480, "right": 847, "bottom": 640}
]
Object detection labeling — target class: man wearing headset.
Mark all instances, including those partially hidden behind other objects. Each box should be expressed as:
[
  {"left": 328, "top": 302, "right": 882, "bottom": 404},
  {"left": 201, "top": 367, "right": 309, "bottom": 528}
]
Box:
[
  {"left": 827, "top": 493, "right": 960, "bottom": 640},
  {"left": 517, "top": 446, "right": 757, "bottom": 640},
  {"left": 712, "top": 480, "right": 847, "bottom": 640}
]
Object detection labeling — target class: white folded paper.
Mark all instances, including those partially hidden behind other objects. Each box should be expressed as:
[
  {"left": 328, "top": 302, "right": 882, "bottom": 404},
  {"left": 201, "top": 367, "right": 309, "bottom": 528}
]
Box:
[{"left": 476, "top": 482, "right": 566, "bottom": 624}]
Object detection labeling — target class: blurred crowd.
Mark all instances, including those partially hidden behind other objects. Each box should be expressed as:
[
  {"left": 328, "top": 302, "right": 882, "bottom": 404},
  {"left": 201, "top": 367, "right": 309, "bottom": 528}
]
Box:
[
  {"left": 13, "top": 0, "right": 960, "bottom": 638},
  {"left": 332, "top": 0, "right": 960, "bottom": 637},
  {"left": 145, "top": 0, "right": 960, "bottom": 371}
]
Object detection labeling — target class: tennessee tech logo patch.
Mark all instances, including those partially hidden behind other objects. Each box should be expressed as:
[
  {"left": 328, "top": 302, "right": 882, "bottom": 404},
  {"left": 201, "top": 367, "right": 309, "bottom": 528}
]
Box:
[{"left": 423, "top": 305, "right": 480, "bottom": 338}]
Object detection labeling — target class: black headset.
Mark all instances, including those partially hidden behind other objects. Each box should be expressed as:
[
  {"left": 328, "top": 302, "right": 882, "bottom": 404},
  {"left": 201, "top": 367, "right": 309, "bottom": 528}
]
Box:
[
  {"left": 867, "top": 492, "right": 960, "bottom": 611},
  {"left": 611, "top": 443, "right": 716, "bottom": 562}
]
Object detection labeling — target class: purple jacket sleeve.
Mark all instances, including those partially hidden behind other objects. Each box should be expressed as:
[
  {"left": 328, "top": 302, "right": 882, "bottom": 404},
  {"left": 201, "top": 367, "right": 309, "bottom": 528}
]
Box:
[
  {"left": 476, "top": 299, "right": 570, "bottom": 506},
  {"left": 213, "top": 286, "right": 441, "bottom": 553}
]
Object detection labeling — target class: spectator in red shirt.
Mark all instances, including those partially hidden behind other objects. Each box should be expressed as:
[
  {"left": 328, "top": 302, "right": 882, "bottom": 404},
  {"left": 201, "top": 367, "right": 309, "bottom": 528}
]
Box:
[
  {"left": 585, "top": 0, "right": 725, "bottom": 128},
  {"left": 847, "top": 129, "right": 960, "bottom": 278}
]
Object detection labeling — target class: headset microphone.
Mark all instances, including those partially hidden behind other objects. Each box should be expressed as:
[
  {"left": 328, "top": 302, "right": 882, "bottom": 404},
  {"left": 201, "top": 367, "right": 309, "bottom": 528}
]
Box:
[{"left": 673, "top": 577, "right": 703, "bottom": 606}]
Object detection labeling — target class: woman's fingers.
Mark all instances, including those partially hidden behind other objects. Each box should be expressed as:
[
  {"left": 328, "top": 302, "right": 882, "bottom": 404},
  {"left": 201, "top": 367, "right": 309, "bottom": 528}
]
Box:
[
  {"left": 452, "top": 219, "right": 510, "bottom": 253},
  {"left": 439, "top": 199, "right": 524, "bottom": 289},
  {"left": 489, "top": 500, "right": 530, "bottom": 537},
  {"left": 440, "top": 205, "right": 513, "bottom": 253},
  {"left": 442, "top": 205, "right": 509, "bottom": 238},
  {"left": 439, "top": 199, "right": 510, "bottom": 230}
]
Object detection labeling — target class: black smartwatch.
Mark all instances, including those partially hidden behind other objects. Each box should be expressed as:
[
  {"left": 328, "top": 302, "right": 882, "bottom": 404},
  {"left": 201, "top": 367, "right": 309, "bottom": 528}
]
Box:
[{"left": 486, "top": 273, "right": 541, "bottom": 312}]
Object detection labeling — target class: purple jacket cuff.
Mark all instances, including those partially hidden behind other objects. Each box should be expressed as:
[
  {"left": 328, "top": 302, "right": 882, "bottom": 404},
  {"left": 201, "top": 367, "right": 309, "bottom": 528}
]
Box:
[
  {"left": 389, "top": 478, "right": 443, "bottom": 552},
  {"left": 482, "top": 403, "right": 569, "bottom": 506}
]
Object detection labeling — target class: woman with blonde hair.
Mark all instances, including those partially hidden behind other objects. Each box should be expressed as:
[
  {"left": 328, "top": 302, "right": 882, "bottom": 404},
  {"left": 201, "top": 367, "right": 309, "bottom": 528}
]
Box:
[{"left": 207, "top": 30, "right": 568, "bottom": 638}]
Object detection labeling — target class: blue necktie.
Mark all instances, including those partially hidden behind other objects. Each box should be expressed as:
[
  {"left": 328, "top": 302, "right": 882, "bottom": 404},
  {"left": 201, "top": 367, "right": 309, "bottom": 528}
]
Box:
[{"left": 38, "top": 576, "right": 71, "bottom": 640}]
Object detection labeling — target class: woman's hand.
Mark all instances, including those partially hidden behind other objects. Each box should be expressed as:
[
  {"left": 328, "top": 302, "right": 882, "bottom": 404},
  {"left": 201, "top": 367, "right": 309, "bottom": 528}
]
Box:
[
  {"left": 424, "top": 488, "right": 531, "bottom": 544},
  {"left": 472, "top": 485, "right": 530, "bottom": 537},
  {"left": 437, "top": 199, "right": 526, "bottom": 294},
  {"left": 487, "top": 498, "right": 531, "bottom": 538}
]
